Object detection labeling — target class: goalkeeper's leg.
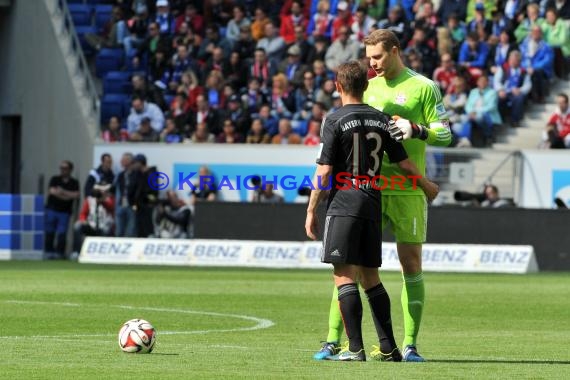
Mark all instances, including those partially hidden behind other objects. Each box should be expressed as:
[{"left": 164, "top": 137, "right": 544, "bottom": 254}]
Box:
[{"left": 313, "top": 285, "right": 344, "bottom": 360}]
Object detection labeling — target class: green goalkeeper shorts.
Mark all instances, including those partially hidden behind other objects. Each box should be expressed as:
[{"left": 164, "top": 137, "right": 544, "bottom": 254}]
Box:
[{"left": 381, "top": 194, "right": 427, "bottom": 244}]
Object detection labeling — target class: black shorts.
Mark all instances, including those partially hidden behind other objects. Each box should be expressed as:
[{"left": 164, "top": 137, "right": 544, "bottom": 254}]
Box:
[{"left": 321, "top": 215, "right": 382, "bottom": 268}]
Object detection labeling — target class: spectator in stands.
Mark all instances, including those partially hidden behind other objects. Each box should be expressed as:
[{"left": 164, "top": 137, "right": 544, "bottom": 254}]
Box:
[
  {"left": 503, "top": 0, "right": 528, "bottom": 22},
  {"left": 467, "top": 2, "right": 492, "bottom": 36},
  {"left": 271, "top": 119, "right": 302, "bottom": 144},
  {"left": 269, "top": 73, "right": 294, "bottom": 120},
  {"left": 148, "top": 49, "right": 170, "bottom": 85},
  {"left": 154, "top": 0, "right": 175, "bottom": 36},
  {"left": 114, "top": 153, "right": 137, "bottom": 237},
  {"left": 127, "top": 95, "right": 165, "bottom": 134},
  {"left": 190, "top": 122, "right": 216, "bottom": 143},
  {"left": 216, "top": 119, "right": 244, "bottom": 143},
  {"left": 308, "top": 0, "right": 334, "bottom": 42},
  {"left": 293, "top": 71, "right": 317, "bottom": 124},
  {"left": 256, "top": 104, "right": 279, "bottom": 136},
  {"left": 311, "top": 36, "right": 331, "bottom": 63},
  {"left": 132, "top": 74, "right": 167, "bottom": 111},
  {"left": 519, "top": 26, "right": 554, "bottom": 103},
  {"left": 378, "top": 5, "right": 412, "bottom": 48},
  {"left": 139, "top": 21, "right": 171, "bottom": 60},
  {"left": 178, "top": 70, "right": 203, "bottom": 112},
  {"left": 175, "top": 25, "right": 202, "bottom": 59},
  {"left": 514, "top": 3, "right": 544, "bottom": 43},
  {"left": 129, "top": 117, "right": 160, "bottom": 142},
  {"left": 257, "top": 22, "right": 286, "bottom": 62},
  {"left": 415, "top": 1, "right": 439, "bottom": 44},
  {"left": 225, "top": 94, "right": 251, "bottom": 134},
  {"left": 312, "top": 59, "right": 332, "bottom": 90},
  {"left": 132, "top": 154, "right": 158, "bottom": 237},
  {"left": 436, "top": 26, "right": 454, "bottom": 58},
  {"left": 124, "top": 4, "right": 149, "bottom": 56},
  {"left": 241, "top": 77, "right": 268, "bottom": 114},
  {"left": 291, "top": 25, "right": 315, "bottom": 65},
  {"left": 437, "top": 0, "right": 468, "bottom": 23},
  {"left": 252, "top": 183, "right": 284, "bottom": 203},
  {"left": 445, "top": 13, "right": 467, "bottom": 57},
  {"left": 351, "top": 7, "right": 377, "bottom": 43},
  {"left": 248, "top": 48, "right": 278, "bottom": 89},
  {"left": 45, "top": 161, "right": 80, "bottom": 260},
  {"left": 541, "top": 7, "right": 570, "bottom": 79},
  {"left": 544, "top": 0, "right": 570, "bottom": 19},
  {"left": 489, "top": 30, "right": 518, "bottom": 75},
  {"left": 152, "top": 191, "right": 191, "bottom": 239},
  {"left": 226, "top": 5, "right": 251, "bottom": 45},
  {"left": 542, "top": 93, "right": 570, "bottom": 148},
  {"left": 170, "top": 90, "right": 188, "bottom": 118},
  {"left": 171, "top": 44, "right": 199, "bottom": 86},
  {"left": 204, "top": 46, "right": 229, "bottom": 79},
  {"left": 444, "top": 76, "right": 471, "bottom": 146},
  {"left": 325, "top": 26, "right": 360, "bottom": 72},
  {"left": 187, "top": 94, "right": 222, "bottom": 135},
  {"left": 493, "top": 50, "right": 532, "bottom": 128},
  {"left": 84, "top": 153, "right": 115, "bottom": 199},
  {"left": 160, "top": 117, "right": 183, "bottom": 143},
  {"left": 175, "top": 4, "right": 204, "bottom": 36},
  {"left": 465, "top": 74, "right": 502, "bottom": 146},
  {"left": 234, "top": 24, "right": 257, "bottom": 60},
  {"left": 246, "top": 118, "right": 271, "bottom": 143},
  {"left": 362, "top": 0, "right": 387, "bottom": 20},
  {"left": 190, "top": 166, "right": 218, "bottom": 205},
  {"left": 102, "top": 116, "right": 128, "bottom": 143},
  {"left": 198, "top": 24, "right": 232, "bottom": 61},
  {"left": 203, "top": 0, "right": 233, "bottom": 27},
  {"left": 279, "top": 45, "right": 308, "bottom": 89},
  {"left": 433, "top": 53, "right": 458, "bottom": 93},
  {"left": 280, "top": 0, "right": 308, "bottom": 45},
  {"left": 303, "top": 102, "right": 325, "bottom": 144},
  {"left": 85, "top": 5, "right": 127, "bottom": 52},
  {"left": 251, "top": 7, "right": 271, "bottom": 42},
  {"left": 458, "top": 31, "right": 490, "bottom": 83},
  {"left": 72, "top": 182, "right": 115, "bottom": 255},
  {"left": 405, "top": 26, "right": 438, "bottom": 76},
  {"left": 316, "top": 78, "right": 337, "bottom": 109},
  {"left": 331, "top": 1, "right": 354, "bottom": 41},
  {"left": 489, "top": 9, "right": 509, "bottom": 38},
  {"left": 480, "top": 184, "right": 512, "bottom": 208},
  {"left": 203, "top": 70, "right": 225, "bottom": 110}
]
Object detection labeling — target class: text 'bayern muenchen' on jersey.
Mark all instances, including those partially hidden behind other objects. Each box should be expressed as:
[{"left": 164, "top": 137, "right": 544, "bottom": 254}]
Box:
[{"left": 316, "top": 104, "right": 408, "bottom": 221}]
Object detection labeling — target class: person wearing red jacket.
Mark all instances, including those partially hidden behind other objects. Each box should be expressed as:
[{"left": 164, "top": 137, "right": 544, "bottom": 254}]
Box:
[
  {"left": 543, "top": 93, "right": 570, "bottom": 148},
  {"left": 280, "top": 0, "right": 308, "bottom": 45}
]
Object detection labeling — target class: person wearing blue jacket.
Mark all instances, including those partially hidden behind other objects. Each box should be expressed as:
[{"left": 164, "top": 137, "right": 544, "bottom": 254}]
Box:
[
  {"left": 465, "top": 74, "right": 502, "bottom": 146},
  {"left": 519, "top": 26, "right": 554, "bottom": 103}
]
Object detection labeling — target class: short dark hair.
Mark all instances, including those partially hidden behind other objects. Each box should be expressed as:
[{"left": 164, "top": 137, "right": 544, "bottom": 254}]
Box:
[
  {"left": 335, "top": 61, "right": 368, "bottom": 98},
  {"left": 62, "top": 160, "right": 74, "bottom": 171},
  {"left": 558, "top": 93, "right": 569, "bottom": 103},
  {"left": 101, "top": 153, "right": 111, "bottom": 162}
]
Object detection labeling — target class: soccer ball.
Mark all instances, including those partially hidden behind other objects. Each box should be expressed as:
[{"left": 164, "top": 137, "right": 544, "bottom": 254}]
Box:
[{"left": 118, "top": 319, "right": 156, "bottom": 353}]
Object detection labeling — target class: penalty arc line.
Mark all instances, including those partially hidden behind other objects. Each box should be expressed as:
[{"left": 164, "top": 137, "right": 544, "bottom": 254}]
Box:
[{"left": 0, "top": 300, "right": 275, "bottom": 339}]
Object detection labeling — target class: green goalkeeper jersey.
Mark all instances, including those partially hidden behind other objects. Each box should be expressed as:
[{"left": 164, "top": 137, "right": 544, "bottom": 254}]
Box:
[{"left": 363, "top": 68, "right": 451, "bottom": 195}]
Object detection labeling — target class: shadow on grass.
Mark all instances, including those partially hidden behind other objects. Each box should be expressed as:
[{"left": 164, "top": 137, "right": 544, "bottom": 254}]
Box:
[
  {"left": 150, "top": 353, "right": 180, "bottom": 356},
  {"left": 429, "top": 359, "right": 570, "bottom": 365}
]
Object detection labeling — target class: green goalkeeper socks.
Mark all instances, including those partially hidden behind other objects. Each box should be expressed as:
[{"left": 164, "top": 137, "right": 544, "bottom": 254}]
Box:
[
  {"left": 326, "top": 285, "right": 344, "bottom": 343},
  {"left": 401, "top": 272, "right": 425, "bottom": 347}
]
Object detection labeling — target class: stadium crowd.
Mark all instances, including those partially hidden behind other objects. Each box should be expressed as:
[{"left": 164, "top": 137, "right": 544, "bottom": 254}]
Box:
[{"left": 87, "top": 0, "right": 570, "bottom": 148}]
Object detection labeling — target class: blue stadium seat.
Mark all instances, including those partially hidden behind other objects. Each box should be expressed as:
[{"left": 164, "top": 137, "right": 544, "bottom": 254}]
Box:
[
  {"left": 74, "top": 25, "right": 96, "bottom": 56},
  {"left": 453, "top": 121, "right": 473, "bottom": 139},
  {"left": 94, "top": 5, "right": 113, "bottom": 33},
  {"left": 101, "top": 94, "right": 130, "bottom": 124},
  {"left": 103, "top": 71, "right": 131, "bottom": 94},
  {"left": 68, "top": 4, "right": 92, "bottom": 27},
  {"left": 95, "top": 48, "right": 124, "bottom": 77}
]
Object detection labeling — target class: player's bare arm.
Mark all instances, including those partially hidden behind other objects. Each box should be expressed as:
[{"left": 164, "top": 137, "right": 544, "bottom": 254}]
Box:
[
  {"left": 397, "top": 159, "right": 439, "bottom": 202},
  {"left": 305, "top": 164, "right": 332, "bottom": 240}
]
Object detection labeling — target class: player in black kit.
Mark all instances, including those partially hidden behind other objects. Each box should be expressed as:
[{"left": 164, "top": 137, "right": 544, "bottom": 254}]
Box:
[{"left": 305, "top": 61, "right": 439, "bottom": 361}]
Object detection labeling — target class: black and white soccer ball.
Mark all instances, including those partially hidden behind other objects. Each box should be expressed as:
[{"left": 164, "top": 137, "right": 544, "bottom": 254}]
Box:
[{"left": 118, "top": 319, "right": 156, "bottom": 353}]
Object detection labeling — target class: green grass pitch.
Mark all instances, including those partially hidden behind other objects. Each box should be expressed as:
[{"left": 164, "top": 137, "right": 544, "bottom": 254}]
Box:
[{"left": 0, "top": 261, "right": 569, "bottom": 379}]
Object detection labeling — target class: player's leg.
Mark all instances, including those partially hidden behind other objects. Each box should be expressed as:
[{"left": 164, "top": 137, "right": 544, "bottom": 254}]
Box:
[
  {"left": 328, "top": 263, "right": 365, "bottom": 361},
  {"left": 390, "top": 195, "right": 427, "bottom": 362},
  {"left": 359, "top": 219, "right": 401, "bottom": 362},
  {"left": 321, "top": 217, "right": 365, "bottom": 361},
  {"left": 313, "top": 285, "right": 343, "bottom": 360}
]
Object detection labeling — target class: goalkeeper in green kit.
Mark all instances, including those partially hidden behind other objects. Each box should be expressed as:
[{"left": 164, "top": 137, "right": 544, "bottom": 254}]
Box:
[{"left": 314, "top": 29, "right": 452, "bottom": 362}]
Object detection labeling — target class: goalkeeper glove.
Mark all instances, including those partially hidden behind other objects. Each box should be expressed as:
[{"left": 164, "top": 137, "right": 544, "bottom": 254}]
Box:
[{"left": 388, "top": 116, "right": 428, "bottom": 141}]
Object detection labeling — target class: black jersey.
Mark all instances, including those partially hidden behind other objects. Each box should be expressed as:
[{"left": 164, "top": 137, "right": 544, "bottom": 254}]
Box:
[{"left": 316, "top": 104, "right": 408, "bottom": 221}]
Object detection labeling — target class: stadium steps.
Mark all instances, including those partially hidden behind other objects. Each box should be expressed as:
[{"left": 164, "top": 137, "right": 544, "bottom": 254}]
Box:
[
  {"left": 44, "top": 0, "right": 100, "bottom": 140},
  {"left": 456, "top": 79, "right": 570, "bottom": 201}
]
